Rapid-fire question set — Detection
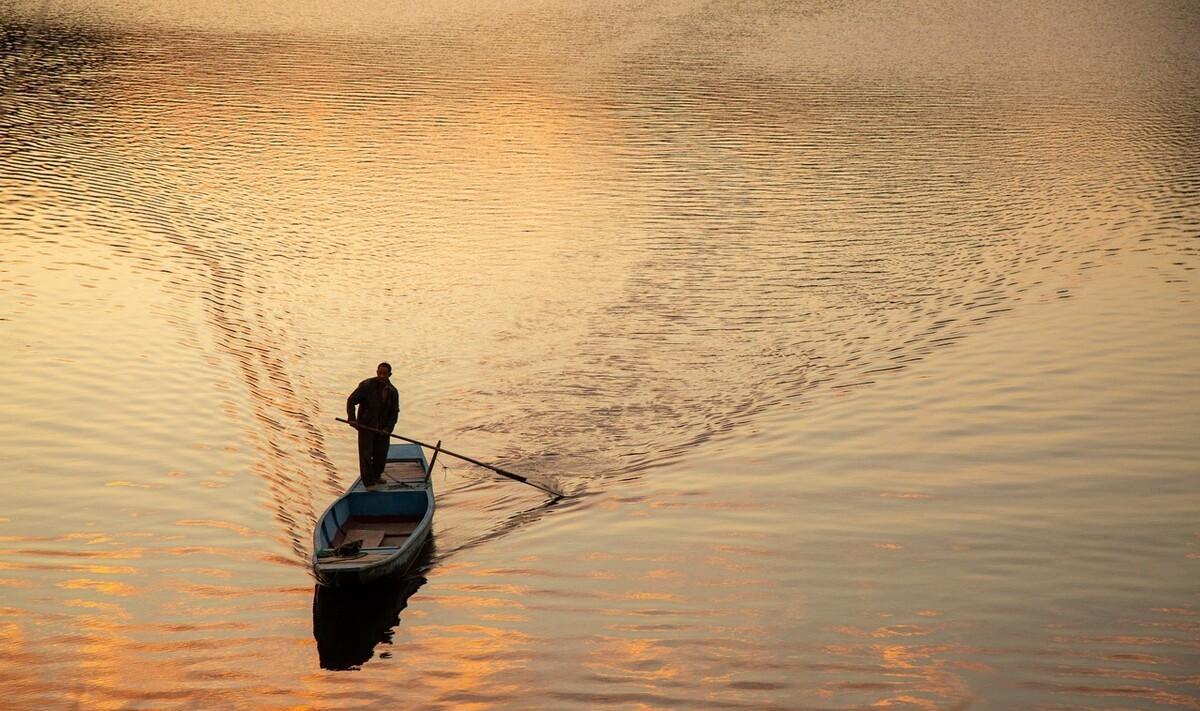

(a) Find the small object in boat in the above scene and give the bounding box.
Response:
[317,540,364,558]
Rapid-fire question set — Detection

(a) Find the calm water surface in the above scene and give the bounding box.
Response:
[1,1,1198,708]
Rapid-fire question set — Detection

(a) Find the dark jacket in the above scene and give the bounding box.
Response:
[346,378,399,431]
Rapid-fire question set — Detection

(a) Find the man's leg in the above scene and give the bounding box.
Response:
[370,433,390,484]
[357,429,375,484]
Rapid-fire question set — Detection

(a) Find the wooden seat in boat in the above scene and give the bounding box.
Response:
[332,516,421,548]
[382,460,427,485]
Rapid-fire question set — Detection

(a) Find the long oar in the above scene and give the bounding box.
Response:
[336,418,562,498]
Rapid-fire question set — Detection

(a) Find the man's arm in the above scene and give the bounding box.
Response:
[384,387,399,432]
[346,383,363,422]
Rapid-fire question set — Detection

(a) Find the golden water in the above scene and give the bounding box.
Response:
[1,1,1198,708]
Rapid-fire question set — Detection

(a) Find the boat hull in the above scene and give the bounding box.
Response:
[313,524,431,587]
[312,443,435,588]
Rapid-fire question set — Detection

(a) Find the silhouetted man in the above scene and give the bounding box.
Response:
[346,362,400,487]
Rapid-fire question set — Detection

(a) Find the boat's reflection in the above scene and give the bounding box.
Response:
[311,492,566,670]
[312,537,436,671]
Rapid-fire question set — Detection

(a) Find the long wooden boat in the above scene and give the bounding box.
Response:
[312,442,435,587]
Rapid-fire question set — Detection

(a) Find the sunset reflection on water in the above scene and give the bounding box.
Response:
[3,0,1199,707]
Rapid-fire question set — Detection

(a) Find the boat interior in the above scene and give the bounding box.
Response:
[317,489,429,551]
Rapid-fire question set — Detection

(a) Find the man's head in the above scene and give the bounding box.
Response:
[376,362,392,381]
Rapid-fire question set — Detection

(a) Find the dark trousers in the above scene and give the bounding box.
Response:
[357,429,390,485]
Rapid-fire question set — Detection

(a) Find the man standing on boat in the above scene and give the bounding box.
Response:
[346,362,400,488]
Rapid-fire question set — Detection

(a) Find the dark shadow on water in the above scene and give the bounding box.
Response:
[312,537,435,671]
